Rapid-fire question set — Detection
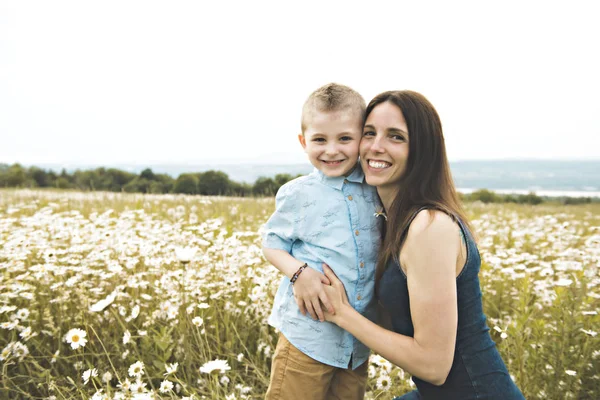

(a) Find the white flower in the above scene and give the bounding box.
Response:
[565,370,577,376]
[82,368,98,384]
[220,375,230,386]
[91,389,105,400]
[236,353,244,362]
[376,374,391,391]
[192,317,204,327]
[123,330,131,345]
[368,365,376,378]
[19,326,35,341]
[0,343,12,361]
[11,342,29,361]
[159,380,174,393]
[16,309,30,320]
[175,246,197,263]
[117,378,132,391]
[65,328,87,350]
[90,292,117,312]
[555,278,573,287]
[165,362,179,375]
[199,359,231,374]
[131,305,140,319]
[102,371,112,383]
[581,329,597,337]
[130,379,147,394]
[128,361,145,377]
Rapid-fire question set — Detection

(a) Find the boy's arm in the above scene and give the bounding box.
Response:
[261,183,333,322]
[262,247,333,322]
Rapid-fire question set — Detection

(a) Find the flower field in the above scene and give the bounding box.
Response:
[1,189,598,399]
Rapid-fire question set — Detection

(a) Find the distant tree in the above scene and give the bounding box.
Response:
[55,177,71,189]
[3,164,29,187]
[469,189,498,204]
[173,174,198,194]
[197,170,231,195]
[104,168,136,191]
[517,192,543,205]
[274,173,294,186]
[140,168,156,181]
[123,178,152,193]
[151,173,175,193]
[253,177,278,196]
[228,181,253,197]
[29,166,52,187]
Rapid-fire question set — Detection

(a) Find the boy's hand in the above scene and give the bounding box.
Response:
[292,267,334,322]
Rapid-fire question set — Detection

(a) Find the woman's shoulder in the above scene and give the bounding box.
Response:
[407,208,459,240]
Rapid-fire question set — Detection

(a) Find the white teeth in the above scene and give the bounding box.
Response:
[368,160,391,169]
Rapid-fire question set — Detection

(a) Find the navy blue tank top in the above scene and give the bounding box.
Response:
[378,208,525,400]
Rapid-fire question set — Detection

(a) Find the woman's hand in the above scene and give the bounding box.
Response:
[292,267,333,322]
[322,263,350,325]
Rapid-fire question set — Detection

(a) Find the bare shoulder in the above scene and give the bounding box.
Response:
[402,209,462,274]
[406,209,458,242]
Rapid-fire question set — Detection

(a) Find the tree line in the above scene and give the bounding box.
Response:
[0,163,299,197]
[0,163,597,204]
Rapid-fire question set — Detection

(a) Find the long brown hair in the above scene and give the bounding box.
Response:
[368,91,474,292]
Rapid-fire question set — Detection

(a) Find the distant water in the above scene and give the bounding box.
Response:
[36,160,600,197]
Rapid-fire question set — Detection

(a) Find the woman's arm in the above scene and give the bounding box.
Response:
[324,210,460,385]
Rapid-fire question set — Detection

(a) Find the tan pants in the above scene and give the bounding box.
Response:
[265,334,368,400]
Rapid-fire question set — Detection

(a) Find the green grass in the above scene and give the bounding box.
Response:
[0,189,598,399]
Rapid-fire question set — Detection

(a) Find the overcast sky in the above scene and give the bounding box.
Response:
[1,0,599,166]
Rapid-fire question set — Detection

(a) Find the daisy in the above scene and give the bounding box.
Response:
[128,361,145,378]
[64,328,87,350]
[117,378,132,391]
[102,371,112,383]
[565,370,577,376]
[82,368,98,384]
[175,246,197,263]
[164,362,178,375]
[199,359,231,374]
[1,343,14,361]
[123,330,131,345]
[192,317,204,327]
[130,379,147,393]
[159,380,174,393]
[376,374,391,391]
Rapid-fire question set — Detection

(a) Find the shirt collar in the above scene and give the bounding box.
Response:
[312,162,365,190]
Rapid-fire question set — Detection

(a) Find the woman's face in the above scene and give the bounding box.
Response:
[360,101,410,190]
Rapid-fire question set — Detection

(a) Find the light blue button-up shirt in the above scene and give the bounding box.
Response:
[263,164,382,369]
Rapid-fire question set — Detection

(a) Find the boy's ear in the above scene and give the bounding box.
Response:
[298,134,307,149]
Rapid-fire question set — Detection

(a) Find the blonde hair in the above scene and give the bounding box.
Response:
[301,83,366,133]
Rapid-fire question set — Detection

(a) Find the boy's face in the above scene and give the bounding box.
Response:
[298,110,362,177]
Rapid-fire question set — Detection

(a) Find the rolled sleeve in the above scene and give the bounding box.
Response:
[262,184,299,253]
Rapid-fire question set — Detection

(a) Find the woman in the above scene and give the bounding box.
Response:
[322,91,525,399]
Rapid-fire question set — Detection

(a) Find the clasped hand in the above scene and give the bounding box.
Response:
[292,263,349,324]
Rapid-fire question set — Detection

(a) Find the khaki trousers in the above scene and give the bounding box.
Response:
[265,334,368,400]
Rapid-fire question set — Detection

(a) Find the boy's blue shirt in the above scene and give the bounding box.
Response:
[262,163,382,370]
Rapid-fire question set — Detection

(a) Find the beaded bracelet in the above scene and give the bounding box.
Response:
[290,263,308,284]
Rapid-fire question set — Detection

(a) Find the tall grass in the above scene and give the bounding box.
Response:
[1,189,598,399]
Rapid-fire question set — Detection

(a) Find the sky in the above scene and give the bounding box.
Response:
[1,0,599,166]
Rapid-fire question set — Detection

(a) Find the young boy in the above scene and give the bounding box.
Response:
[262,83,381,400]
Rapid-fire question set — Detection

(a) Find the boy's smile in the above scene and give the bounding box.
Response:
[299,110,362,177]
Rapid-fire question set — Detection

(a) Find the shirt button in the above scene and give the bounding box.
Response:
[355,230,359,236]
[360,262,364,268]
[348,195,353,201]
[357,295,362,300]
